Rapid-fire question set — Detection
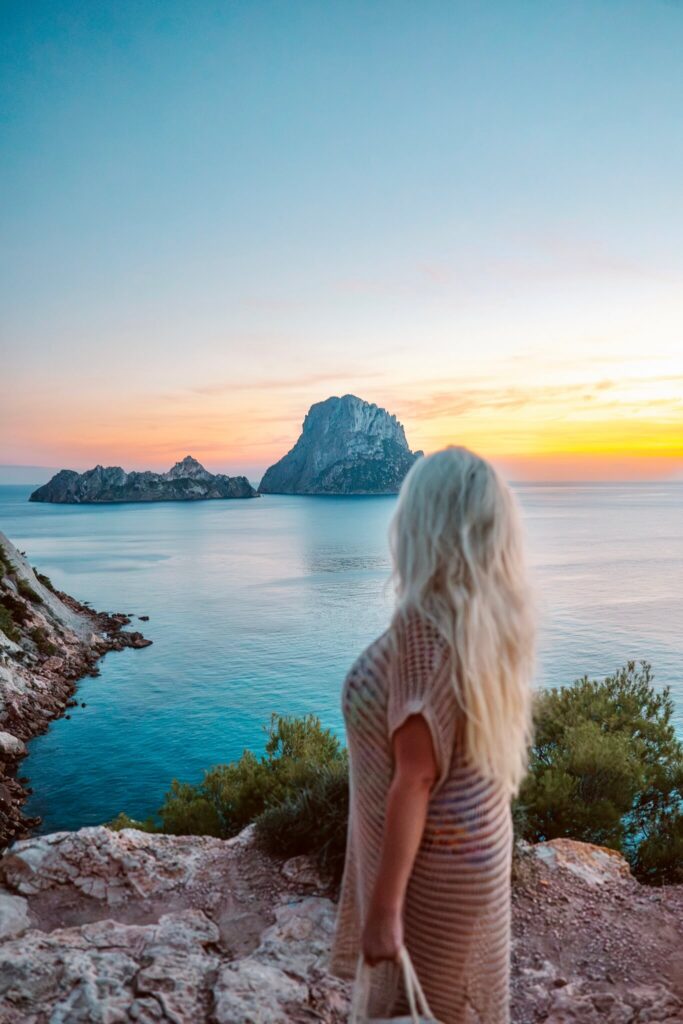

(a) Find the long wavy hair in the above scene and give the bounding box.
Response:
[389,446,535,796]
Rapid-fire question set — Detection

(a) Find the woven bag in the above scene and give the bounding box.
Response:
[349,946,443,1023]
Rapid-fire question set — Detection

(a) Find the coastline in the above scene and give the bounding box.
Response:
[0,530,150,848]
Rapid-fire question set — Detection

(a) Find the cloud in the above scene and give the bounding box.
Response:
[175,369,382,399]
[389,370,683,424]
[394,380,620,421]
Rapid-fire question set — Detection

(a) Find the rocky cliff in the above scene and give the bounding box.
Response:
[0,532,150,846]
[0,825,679,1022]
[30,456,258,504]
[259,395,422,495]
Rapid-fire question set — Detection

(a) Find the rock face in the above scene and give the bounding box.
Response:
[30,456,258,503]
[0,824,346,1023]
[0,532,150,847]
[259,395,422,495]
[0,827,679,1023]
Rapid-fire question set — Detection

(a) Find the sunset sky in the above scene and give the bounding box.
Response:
[2,1,682,483]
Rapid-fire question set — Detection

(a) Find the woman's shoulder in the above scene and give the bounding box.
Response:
[392,606,450,657]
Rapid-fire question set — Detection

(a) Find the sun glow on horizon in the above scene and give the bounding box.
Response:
[4,350,681,483]
[2,2,683,483]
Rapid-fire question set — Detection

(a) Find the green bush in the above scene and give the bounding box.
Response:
[0,605,19,643]
[106,812,159,833]
[633,809,683,884]
[35,571,57,593]
[255,757,349,884]
[516,661,683,884]
[159,780,224,836]
[17,579,42,604]
[30,626,56,657]
[157,713,344,841]
[0,590,30,626]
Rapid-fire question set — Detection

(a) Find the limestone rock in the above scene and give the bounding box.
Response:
[259,394,422,494]
[0,891,30,940]
[213,897,345,1022]
[30,456,258,503]
[0,824,349,1023]
[281,854,324,889]
[258,896,338,973]
[529,837,632,885]
[213,958,309,1023]
[0,826,228,904]
[0,733,26,758]
[0,909,219,1023]
[543,981,682,1023]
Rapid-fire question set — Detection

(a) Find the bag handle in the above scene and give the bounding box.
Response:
[350,946,436,1023]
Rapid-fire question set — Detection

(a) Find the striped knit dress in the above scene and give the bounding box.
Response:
[330,611,513,1024]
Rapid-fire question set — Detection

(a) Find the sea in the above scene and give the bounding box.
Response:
[0,482,681,834]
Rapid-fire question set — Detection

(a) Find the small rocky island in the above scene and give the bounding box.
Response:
[259,394,422,495]
[30,456,258,504]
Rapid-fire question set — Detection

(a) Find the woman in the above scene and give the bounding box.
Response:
[330,446,535,1023]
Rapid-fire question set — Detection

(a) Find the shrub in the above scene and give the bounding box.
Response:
[17,579,42,604]
[106,812,159,833]
[0,605,20,643]
[255,757,349,884]
[35,571,57,593]
[30,626,56,657]
[516,661,683,884]
[633,809,683,885]
[159,780,224,836]
[0,591,30,626]
[157,713,344,840]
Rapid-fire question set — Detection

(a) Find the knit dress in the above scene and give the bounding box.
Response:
[329,612,513,1024]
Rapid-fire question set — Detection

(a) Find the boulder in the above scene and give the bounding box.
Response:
[0,733,26,759]
[529,837,632,885]
[0,909,219,1023]
[281,854,324,889]
[0,826,228,904]
[0,891,30,940]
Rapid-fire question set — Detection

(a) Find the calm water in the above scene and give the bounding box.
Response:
[0,483,681,833]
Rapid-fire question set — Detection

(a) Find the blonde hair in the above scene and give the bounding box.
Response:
[389,446,535,796]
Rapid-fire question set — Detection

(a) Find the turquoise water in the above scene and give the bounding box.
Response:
[0,482,681,833]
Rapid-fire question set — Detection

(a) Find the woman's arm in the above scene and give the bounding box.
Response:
[361,713,438,965]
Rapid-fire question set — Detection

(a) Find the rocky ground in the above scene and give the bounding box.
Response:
[0,825,679,1023]
[0,531,150,847]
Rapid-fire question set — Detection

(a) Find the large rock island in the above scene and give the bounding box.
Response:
[30,456,258,504]
[259,395,422,495]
